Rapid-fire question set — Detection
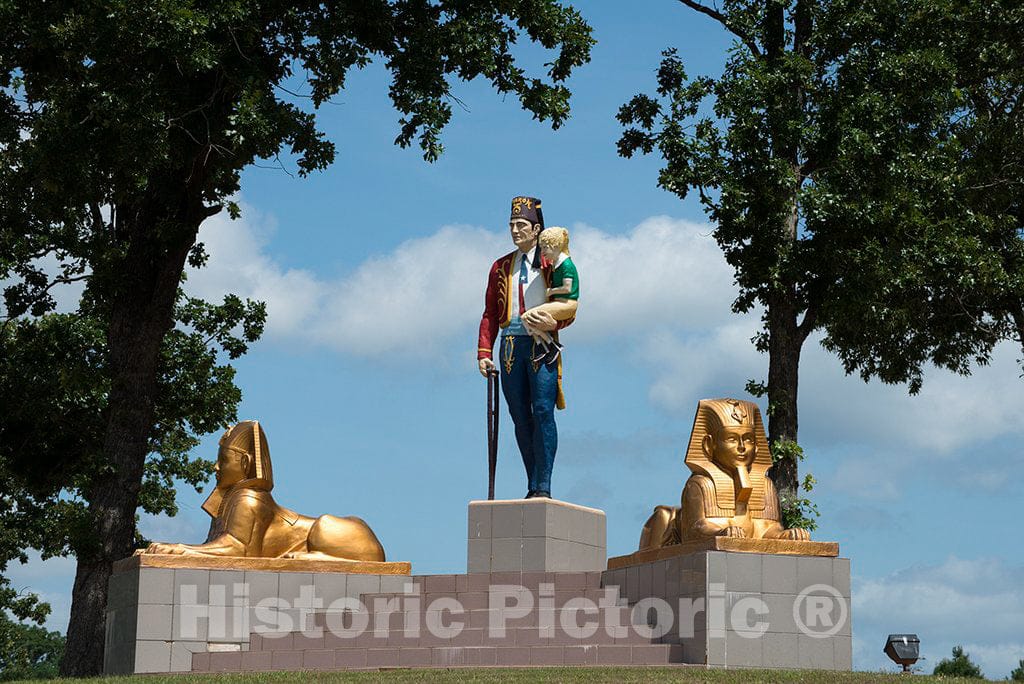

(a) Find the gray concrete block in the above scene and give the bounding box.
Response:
[522,537,547,572]
[346,573,381,599]
[726,628,764,668]
[173,602,209,641]
[468,539,491,573]
[797,633,835,670]
[468,503,492,539]
[492,538,524,572]
[763,593,799,634]
[763,554,798,594]
[312,572,347,606]
[174,568,209,605]
[726,592,769,637]
[706,551,726,584]
[136,604,173,640]
[108,571,139,610]
[245,571,280,605]
[727,553,762,593]
[208,570,246,606]
[134,640,171,674]
[796,556,833,592]
[138,568,174,605]
[279,572,315,605]
[833,558,851,597]
[762,632,798,669]
[625,565,639,603]
[206,604,249,642]
[380,575,407,594]
[834,635,853,670]
[492,504,524,538]
[522,500,552,538]
[705,630,726,666]
[169,641,206,673]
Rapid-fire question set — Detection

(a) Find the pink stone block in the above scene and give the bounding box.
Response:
[530,646,564,665]
[632,644,672,664]
[302,649,335,670]
[432,647,466,666]
[495,646,532,665]
[270,650,302,671]
[334,649,368,668]
[462,647,498,666]
[366,648,400,667]
[240,651,272,670]
[191,652,210,671]
[596,645,633,665]
[564,645,599,665]
[399,647,432,666]
[260,632,293,650]
[208,651,242,672]
[292,633,325,650]
[424,575,458,593]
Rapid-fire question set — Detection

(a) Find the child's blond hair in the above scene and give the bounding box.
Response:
[538,226,570,256]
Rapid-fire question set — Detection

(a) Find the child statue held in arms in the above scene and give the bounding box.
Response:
[525,226,579,364]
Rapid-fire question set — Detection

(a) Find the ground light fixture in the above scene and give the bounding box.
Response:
[884,634,921,673]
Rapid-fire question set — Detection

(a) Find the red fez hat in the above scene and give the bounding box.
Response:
[510,196,544,229]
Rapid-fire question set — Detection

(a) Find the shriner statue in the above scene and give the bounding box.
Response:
[639,398,810,550]
[144,421,386,561]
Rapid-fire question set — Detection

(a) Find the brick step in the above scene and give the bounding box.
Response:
[408,571,604,593]
[252,622,676,652]
[194,643,686,672]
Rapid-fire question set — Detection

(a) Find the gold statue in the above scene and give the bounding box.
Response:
[144,421,386,561]
[639,398,809,550]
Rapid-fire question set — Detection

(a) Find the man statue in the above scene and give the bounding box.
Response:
[639,398,810,549]
[477,196,574,499]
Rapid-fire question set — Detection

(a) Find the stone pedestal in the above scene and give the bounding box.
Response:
[103,561,411,674]
[602,550,852,670]
[467,498,606,573]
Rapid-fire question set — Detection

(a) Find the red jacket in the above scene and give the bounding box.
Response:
[477,250,575,360]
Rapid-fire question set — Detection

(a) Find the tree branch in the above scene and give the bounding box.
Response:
[676,0,763,59]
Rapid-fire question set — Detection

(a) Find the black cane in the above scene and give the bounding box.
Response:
[486,368,499,500]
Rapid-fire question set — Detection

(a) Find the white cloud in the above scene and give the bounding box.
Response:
[853,556,1024,676]
[188,210,732,358]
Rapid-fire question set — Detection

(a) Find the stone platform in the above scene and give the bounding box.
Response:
[605,550,852,670]
[467,498,606,573]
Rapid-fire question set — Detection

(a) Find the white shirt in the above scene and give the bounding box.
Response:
[504,246,547,336]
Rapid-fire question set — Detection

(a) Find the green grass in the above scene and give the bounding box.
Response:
[7,669,990,684]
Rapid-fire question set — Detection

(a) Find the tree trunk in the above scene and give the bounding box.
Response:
[766,287,802,504]
[61,215,196,676]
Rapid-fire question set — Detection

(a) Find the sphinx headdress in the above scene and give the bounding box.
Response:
[683,399,773,514]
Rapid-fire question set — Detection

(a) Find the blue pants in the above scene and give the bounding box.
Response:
[499,335,558,495]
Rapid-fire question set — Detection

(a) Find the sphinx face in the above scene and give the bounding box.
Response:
[711,425,757,472]
[214,446,249,489]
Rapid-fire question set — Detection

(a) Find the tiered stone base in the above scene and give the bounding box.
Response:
[190,571,688,672]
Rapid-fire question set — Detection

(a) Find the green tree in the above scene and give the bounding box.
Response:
[1009,658,1024,681]
[933,645,985,679]
[815,0,1024,390]
[0,613,64,681]
[1,1,592,674]
[617,0,983,505]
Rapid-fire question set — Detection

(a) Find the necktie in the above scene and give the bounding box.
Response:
[518,253,528,315]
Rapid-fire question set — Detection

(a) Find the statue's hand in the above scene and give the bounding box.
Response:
[779,527,810,541]
[720,525,747,538]
[145,542,187,555]
[521,309,558,331]
[478,358,495,377]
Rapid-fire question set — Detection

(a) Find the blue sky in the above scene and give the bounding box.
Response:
[9,1,1024,677]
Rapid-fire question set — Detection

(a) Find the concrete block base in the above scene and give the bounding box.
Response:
[601,550,852,670]
[103,565,411,674]
[467,498,606,573]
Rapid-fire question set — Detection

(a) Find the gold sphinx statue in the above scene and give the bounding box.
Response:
[639,398,810,550]
[145,421,386,562]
